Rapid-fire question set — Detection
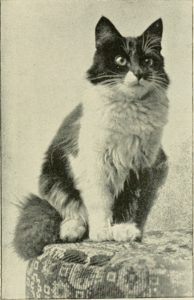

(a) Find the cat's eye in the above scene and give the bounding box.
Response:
[115,56,127,67]
[143,58,154,67]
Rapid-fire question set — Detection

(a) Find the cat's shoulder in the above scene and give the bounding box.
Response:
[63,103,83,126]
[56,103,83,136]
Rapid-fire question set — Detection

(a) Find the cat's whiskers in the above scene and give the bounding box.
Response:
[145,75,168,92]
[151,80,167,90]
[149,73,167,81]
[107,69,122,76]
[149,77,168,86]
[89,74,123,81]
[154,79,168,86]
[147,73,168,86]
[101,78,122,86]
[151,76,168,85]
[152,71,167,76]
[154,76,169,84]
[88,73,123,86]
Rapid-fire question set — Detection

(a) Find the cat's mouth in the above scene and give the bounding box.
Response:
[116,76,153,99]
[127,81,143,88]
[122,72,149,90]
[123,77,148,90]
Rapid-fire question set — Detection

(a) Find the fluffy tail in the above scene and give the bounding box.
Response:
[14,194,62,260]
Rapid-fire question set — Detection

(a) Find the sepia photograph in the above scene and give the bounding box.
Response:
[2,0,193,298]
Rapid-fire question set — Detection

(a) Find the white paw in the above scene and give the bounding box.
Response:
[112,223,141,242]
[60,219,86,242]
[89,226,113,241]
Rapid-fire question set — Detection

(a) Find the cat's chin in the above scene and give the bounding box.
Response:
[117,82,151,100]
[86,80,160,102]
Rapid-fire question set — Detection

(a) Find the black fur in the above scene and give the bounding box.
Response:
[113,149,168,235]
[14,195,62,260]
[39,104,83,207]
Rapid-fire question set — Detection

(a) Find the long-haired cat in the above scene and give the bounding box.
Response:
[14,17,169,259]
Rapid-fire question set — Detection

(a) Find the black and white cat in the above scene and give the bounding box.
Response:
[14,17,169,259]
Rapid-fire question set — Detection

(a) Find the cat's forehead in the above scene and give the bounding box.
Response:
[122,37,137,54]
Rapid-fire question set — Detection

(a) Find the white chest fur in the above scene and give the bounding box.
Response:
[71,84,168,196]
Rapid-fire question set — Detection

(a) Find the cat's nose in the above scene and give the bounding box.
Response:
[134,71,143,81]
[124,70,143,87]
[124,71,137,85]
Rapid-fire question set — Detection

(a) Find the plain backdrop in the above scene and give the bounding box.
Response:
[2,0,192,298]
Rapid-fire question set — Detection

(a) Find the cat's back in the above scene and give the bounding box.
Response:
[50,103,83,156]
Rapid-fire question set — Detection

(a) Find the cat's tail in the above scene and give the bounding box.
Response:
[13,194,62,260]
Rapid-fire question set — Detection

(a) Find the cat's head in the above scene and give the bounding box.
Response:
[87,17,169,98]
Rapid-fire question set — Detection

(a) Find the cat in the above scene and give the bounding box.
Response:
[14,16,169,259]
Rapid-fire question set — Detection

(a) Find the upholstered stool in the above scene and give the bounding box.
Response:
[26,230,192,298]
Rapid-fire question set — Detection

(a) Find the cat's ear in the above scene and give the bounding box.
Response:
[141,19,163,52]
[95,16,122,48]
[143,18,163,38]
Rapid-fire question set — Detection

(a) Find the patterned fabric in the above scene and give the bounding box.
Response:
[26,230,192,298]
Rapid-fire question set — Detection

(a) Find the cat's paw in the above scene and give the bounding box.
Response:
[60,219,86,242]
[89,226,113,241]
[112,223,141,242]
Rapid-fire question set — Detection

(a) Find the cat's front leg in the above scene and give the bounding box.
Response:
[72,152,114,241]
[112,222,141,242]
[112,148,168,242]
[81,177,114,241]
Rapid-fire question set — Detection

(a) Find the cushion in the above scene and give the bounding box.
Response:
[26,229,192,298]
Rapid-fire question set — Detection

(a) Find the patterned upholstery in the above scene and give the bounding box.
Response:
[26,230,192,298]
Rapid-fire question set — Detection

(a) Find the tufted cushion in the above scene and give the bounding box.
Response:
[26,230,192,298]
